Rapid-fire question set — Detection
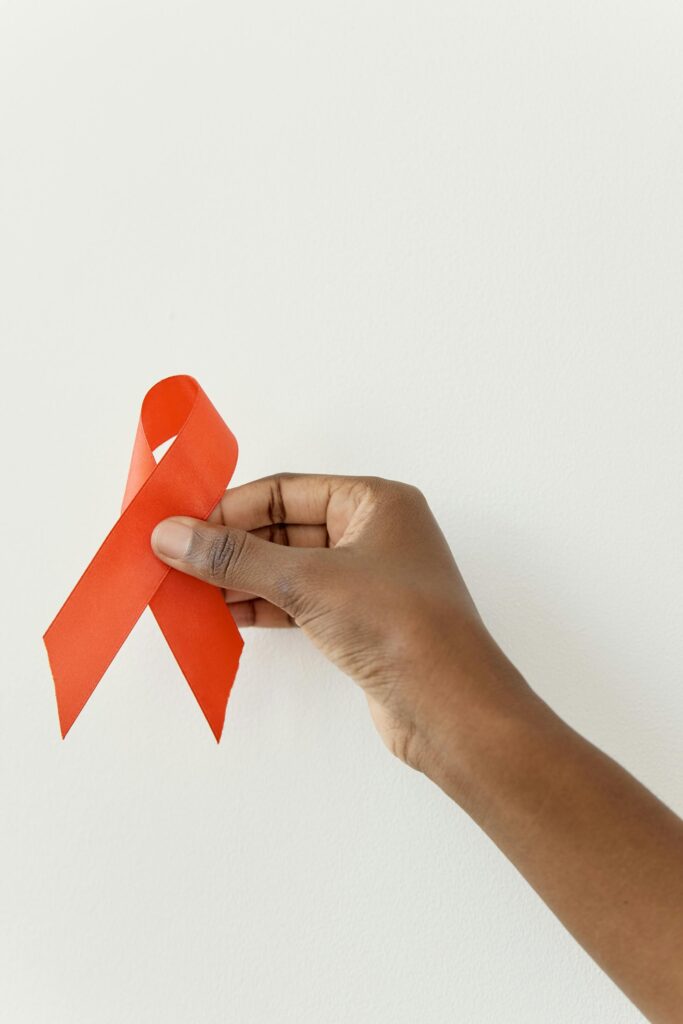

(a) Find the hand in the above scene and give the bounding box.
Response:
[152,471,683,1022]
[150,472,526,778]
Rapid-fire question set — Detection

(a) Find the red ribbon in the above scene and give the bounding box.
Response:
[43,375,244,740]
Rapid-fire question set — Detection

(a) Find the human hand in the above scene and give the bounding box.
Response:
[151,473,526,779]
[152,472,683,1022]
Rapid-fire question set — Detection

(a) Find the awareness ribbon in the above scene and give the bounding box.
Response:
[43,375,244,740]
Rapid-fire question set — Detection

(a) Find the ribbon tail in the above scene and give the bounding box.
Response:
[44,582,159,739]
[150,570,244,741]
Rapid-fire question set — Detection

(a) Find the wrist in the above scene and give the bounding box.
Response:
[414,630,559,814]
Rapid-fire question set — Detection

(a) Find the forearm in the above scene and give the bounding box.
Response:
[424,643,683,1023]
[152,474,683,1019]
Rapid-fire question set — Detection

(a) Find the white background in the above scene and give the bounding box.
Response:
[1,2,682,1022]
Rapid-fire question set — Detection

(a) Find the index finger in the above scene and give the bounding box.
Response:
[216,472,348,531]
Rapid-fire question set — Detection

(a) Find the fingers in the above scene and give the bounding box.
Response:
[151,474,391,625]
[151,516,317,616]
[229,599,297,628]
[250,523,330,547]
[216,473,343,531]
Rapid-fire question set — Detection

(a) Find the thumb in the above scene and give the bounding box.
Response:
[151,516,309,615]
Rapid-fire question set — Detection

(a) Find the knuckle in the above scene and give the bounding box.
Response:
[400,481,427,504]
[364,476,425,507]
[200,529,247,582]
[350,476,389,506]
[358,474,387,492]
[389,479,425,504]
[267,474,288,524]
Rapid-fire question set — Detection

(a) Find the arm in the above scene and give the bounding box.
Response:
[151,473,683,1022]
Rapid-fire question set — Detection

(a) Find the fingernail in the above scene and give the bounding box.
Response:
[152,519,193,560]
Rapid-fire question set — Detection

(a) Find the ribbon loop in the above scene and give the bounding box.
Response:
[44,375,243,740]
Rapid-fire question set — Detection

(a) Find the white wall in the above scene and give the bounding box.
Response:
[2,2,682,1021]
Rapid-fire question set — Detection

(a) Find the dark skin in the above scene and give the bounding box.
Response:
[151,473,683,1023]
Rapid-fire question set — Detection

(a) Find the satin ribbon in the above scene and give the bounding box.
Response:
[43,375,244,740]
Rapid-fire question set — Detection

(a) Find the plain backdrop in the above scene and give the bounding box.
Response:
[1,2,682,1022]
